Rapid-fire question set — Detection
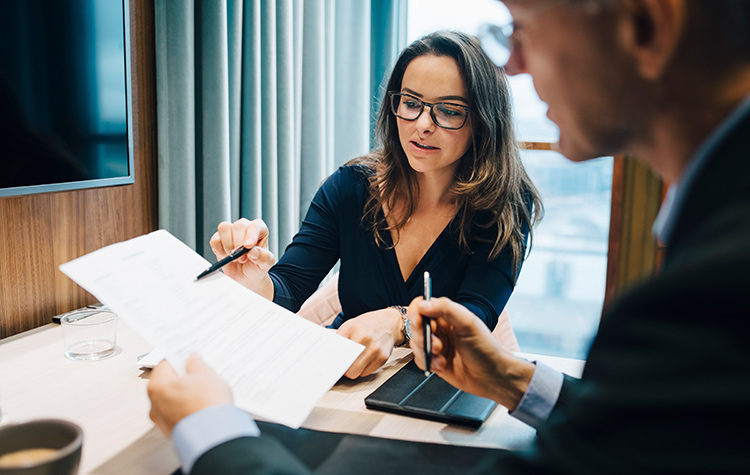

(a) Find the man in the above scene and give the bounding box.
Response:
[148,1,750,473]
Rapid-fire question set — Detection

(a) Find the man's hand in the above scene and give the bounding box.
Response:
[337,308,403,379]
[408,297,535,411]
[147,354,233,436]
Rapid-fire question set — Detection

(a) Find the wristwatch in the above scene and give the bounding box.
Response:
[391,305,411,346]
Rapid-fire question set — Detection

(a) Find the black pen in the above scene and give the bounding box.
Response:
[423,271,432,377]
[195,245,252,281]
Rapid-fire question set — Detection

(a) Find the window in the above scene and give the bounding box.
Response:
[407,0,613,359]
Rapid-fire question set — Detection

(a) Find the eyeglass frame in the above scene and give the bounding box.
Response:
[478,0,574,68]
[388,91,471,130]
[477,22,516,67]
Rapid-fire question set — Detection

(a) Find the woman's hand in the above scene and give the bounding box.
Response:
[209,218,276,299]
[407,297,535,410]
[337,308,404,379]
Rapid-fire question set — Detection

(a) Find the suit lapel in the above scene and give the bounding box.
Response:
[664,109,750,267]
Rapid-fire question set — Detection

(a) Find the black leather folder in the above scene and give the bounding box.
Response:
[364,360,497,429]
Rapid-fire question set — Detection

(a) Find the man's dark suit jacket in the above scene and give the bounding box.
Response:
[190,110,750,474]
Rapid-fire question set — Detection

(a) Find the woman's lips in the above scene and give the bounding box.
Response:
[411,140,440,150]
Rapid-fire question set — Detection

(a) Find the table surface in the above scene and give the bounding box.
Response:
[0,321,584,474]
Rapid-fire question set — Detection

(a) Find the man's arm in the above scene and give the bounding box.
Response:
[148,354,309,474]
[408,297,570,428]
[170,405,260,473]
[190,436,310,475]
[509,361,567,428]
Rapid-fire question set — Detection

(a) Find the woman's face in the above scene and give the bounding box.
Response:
[396,54,473,178]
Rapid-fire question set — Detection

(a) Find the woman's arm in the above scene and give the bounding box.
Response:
[268,167,351,312]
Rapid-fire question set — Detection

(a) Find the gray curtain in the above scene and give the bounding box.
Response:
[155,0,406,258]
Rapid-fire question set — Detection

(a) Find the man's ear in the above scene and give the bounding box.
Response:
[619,0,687,80]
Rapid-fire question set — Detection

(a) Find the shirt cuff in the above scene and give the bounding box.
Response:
[509,361,564,429]
[171,404,260,474]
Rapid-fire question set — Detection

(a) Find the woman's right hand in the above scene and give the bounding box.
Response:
[209,218,276,300]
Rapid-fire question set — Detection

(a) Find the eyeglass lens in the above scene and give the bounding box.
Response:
[390,94,468,129]
[478,23,513,67]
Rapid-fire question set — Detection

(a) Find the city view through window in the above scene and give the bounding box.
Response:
[407,0,613,359]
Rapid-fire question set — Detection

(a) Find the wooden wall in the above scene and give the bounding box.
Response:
[0,0,157,339]
[604,155,663,312]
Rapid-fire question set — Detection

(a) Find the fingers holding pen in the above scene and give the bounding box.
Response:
[416,296,490,339]
[407,297,440,370]
[211,220,243,259]
[229,218,266,260]
[246,246,276,273]
[212,218,270,262]
[409,297,476,375]
[209,227,228,259]
[209,219,276,297]
[408,296,451,339]
[233,218,270,254]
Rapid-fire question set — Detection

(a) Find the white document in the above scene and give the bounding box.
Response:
[60,229,364,429]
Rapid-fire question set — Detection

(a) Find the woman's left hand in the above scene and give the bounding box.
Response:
[337,308,404,378]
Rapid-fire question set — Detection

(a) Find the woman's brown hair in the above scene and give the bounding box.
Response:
[357,30,542,279]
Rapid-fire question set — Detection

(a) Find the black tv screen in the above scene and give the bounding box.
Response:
[0,0,133,198]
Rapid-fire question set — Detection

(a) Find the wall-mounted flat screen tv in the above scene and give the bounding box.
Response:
[0,0,133,198]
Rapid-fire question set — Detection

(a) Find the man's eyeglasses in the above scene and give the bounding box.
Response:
[389,92,470,130]
[478,23,515,67]
[478,0,573,68]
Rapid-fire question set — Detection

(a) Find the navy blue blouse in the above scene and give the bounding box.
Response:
[270,165,526,330]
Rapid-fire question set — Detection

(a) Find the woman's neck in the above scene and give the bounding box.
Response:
[413,167,457,211]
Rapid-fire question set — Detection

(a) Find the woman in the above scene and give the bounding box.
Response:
[211,30,542,378]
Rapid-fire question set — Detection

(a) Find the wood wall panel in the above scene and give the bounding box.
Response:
[603,155,663,312]
[0,0,157,339]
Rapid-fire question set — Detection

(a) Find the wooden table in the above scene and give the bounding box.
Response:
[0,321,584,474]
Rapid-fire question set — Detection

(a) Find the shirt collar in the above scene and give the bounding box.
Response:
[652,93,750,245]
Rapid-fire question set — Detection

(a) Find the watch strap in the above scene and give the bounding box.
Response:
[390,305,411,346]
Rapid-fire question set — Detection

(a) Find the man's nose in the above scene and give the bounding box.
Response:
[503,48,524,76]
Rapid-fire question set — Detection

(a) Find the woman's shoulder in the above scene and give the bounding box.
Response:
[325,160,374,188]
[341,155,376,177]
[470,188,534,226]
[316,160,374,204]
[467,209,501,240]
[340,161,374,178]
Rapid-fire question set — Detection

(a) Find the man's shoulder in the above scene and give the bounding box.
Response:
[665,197,750,276]
[602,198,750,337]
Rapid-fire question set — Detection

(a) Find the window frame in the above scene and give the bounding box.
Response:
[522,142,664,315]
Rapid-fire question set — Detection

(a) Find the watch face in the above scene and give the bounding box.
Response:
[403,316,412,339]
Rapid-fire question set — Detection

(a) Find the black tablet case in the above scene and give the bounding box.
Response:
[364,360,497,428]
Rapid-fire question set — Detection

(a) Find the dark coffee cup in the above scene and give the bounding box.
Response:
[0,419,83,475]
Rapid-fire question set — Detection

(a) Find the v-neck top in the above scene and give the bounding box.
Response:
[269,165,526,330]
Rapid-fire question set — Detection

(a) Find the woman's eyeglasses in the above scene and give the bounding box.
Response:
[389,92,470,130]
